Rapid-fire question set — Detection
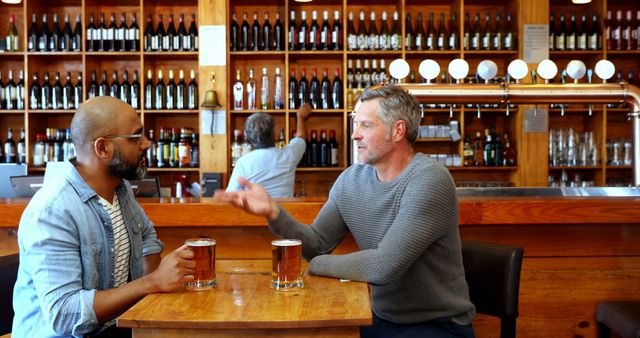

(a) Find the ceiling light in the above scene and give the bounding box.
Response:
[571,0,591,4]
[1,0,22,4]
[294,0,312,2]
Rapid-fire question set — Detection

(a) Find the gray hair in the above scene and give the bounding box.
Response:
[358,84,421,143]
[245,112,275,148]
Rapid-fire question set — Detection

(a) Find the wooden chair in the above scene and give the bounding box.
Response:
[0,253,18,336]
[462,240,524,338]
[597,301,640,338]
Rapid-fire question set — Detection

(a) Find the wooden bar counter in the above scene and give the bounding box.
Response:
[117,259,372,338]
[2,196,639,337]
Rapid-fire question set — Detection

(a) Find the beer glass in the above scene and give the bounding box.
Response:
[271,239,304,290]
[185,238,216,291]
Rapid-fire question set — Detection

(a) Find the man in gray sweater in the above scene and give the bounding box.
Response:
[216,84,475,338]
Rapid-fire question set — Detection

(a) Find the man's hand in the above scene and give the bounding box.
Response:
[214,176,280,220]
[148,244,195,293]
[297,102,312,121]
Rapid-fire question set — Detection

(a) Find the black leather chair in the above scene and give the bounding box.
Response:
[597,301,640,338]
[462,240,524,338]
[0,253,19,335]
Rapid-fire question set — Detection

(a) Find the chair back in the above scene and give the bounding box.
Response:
[0,253,18,335]
[10,175,44,198]
[129,177,161,197]
[462,240,524,338]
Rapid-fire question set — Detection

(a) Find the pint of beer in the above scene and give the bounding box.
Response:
[271,239,304,290]
[185,238,216,291]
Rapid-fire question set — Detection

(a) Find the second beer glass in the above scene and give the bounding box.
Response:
[185,238,216,291]
[271,239,304,290]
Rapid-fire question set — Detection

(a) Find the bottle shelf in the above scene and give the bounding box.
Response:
[143,109,199,114]
[86,52,141,56]
[0,52,25,56]
[416,137,456,143]
[346,50,402,56]
[549,165,602,170]
[143,52,199,58]
[147,167,200,172]
[549,50,603,55]
[606,165,632,170]
[296,166,346,172]
[28,110,75,114]
[461,50,518,55]
[230,109,286,114]
[288,51,344,56]
[0,110,26,114]
[405,50,460,55]
[26,52,82,57]
[451,166,518,171]
[606,50,640,55]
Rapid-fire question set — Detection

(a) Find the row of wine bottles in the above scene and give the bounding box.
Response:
[549,12,602,51]
[604,9,640,51]
[0,70,25,110]
[32,128,75,166]
[27,13,83,52]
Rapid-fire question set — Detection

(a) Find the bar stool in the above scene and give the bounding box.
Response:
[596,301,640,338]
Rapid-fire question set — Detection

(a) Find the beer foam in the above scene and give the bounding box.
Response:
[272,239,301,246]
[186,239,216,246]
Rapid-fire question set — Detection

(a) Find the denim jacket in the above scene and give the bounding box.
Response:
[12,160,164,337]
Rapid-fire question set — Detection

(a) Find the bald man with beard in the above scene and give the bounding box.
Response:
[12,96,196,338]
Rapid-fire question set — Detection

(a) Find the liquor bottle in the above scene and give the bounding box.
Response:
[190,132,199,167]
[156,14,166,52]
[188,13,198,51]
[106,13,116,52]
[155,69,166,109]
[166,14,176,51]
[577,13,587,50]
[357,11,368,51]
[320,68,331,109]
[49,14,61,51]
[289,68,298,109]
[72,13,82,52]
[62,71,73,110]
[309,10,319,51]
[331,10,342,51]
[230,12,239,51]
[483,129,495,166]
[176,69,186,110]
[115,12,127,52]
[233,69,243,110]
[231,129,242,166]
[177,14,187,51]
[120,70,131,105]
[32,133,45,166]
[16,70,25,110]
[129,13,140,51]
[299,11,309,50]
[241,12,250,51]
[320,10,330,50]
[251,12,261,51]
[463,133,474,166]
[623,10,632,50]
[155,127,166,168]
[63,128,75,160]
[503,133,517,166]
[30,72,41,109]
[5,70,16,110]
[416,13,425,50]
[605,10,614,50]
[380,11,390,50]
[262,12,272,51]
[246,68,256,110]
[309,68,320,109]
[146,129,156,168]
[347,12,357,51]
[145,14,155,51]
[481,12,492,50]
[494,133,503,167]
[362,59,371,88]
[288,11,297,51]
[41,72,52,109]
[109,70,120,99]
[329,130,339,166]
[17,128,25,164]
[391,11,401,50]
[241,130,252,156]
[319,130,329,167]
[493,13,503,50]
[405,13,414,51]
[6,14,18,51]
[88,70,98,99]
[97,13,106,51]
[556,13,566,50]
[144,70,154,109]
[371,59,380,85]
[28,14,38,52]
[188,69,198,110]
[437,12,448,50]
[473,131,483,166]
[73,72,82,109]
[368,11,379,51]
[298,68,309,107]
[567,13,577,51]
[309,130,319,166]
[636,11,640,50]
[354,59,362,89]
[549,13,556,51]
[178,128,191,168]
[332,68,343,109]
[471,13,480,50]
[4,128,16,163]
[39,14,49,52]
[166,69,176,109]
[259,67,270,109]
[276,128,285,149]
[504,13,514,50]
[0,71,4,110]
[274,12,284,51]
[273,67,284,109]
[426,12,436,50]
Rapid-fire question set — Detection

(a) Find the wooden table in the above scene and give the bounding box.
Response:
[117,259,372,338]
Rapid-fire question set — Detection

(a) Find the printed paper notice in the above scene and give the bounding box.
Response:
[201,109,226,135]
[199,25,226,66]
[523,25,549,64]
[524,107,548,133]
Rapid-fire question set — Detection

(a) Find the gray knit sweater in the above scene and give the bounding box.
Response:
[268,153,476,325]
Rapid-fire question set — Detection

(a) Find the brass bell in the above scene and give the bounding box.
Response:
[201,90,221,109]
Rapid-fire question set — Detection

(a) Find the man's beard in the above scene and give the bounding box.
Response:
[107,144,146,181]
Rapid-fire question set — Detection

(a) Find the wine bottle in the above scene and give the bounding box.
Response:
[241,12,250,51]
[392,12,402,50]
[481,12,492,50]
[129,13,139,51]
[72,13,82,52]
[426,12,436,50]
[331,68,343,109]
[289,68,298,109]
[320,130,328,167]
[251,12,261,51]
[503,12,514,50]
[288,11,297,51]
[166,69,176,109]
[588,14,600,50]
[347,12,356,51]
[274,12,284,51]
[188,69,198,110]
[471,13,480,50]
[298,68,309,107]
[177,14,187,51]
[606,10,613,50]
[156,14,166,52]
[368,11,378,51]
[49,13,60,51]
[97,13,106,51]
[623,10,632,50]
[566,13,577,51]
[131,70,140,109]
[58,14,72,52]
[73,72,82,109]
[371,59,379,85]
[309,68,320,109]
[320,10,330,50]
[188,13,198,51]
[259,67,270,109]
[155,69,166,109]
[405,13,414,51]
[28,14,38,52]
[246,68,256,110]
[41,72,52,109]
[556,13,566,50]
[17,128,25,164]
[144,69,154,109]
[109,70,120,99]
[309,130,319,166]
[176,69,186,110]
[30,72,41,109]
[331,11,342,51]
[362,59,371,88]
[106,13,116,52]
[437,12,448,50]
[4,128,16,163]
[145,14,155,51]
[5,71,16,109]
[299,11,309,50]
[379,11,390,50]
[230,12,239,51]
[17,70,25,110]
[88,70,98,99]
[309,10,319,51]
[416,13,425,51]
[233,69,243,110]
[549,13,556,51]
[273,67,284,109]
[577,13,587,50]
[166,14,176,51]
[120,70,131,105]
[52,72,63,109]
[62,71,73,110]
[493,13,503,50]
[38,14,49,52]
[262,12,272,51]
[115,13,127,52]
[320,68,331,109]
[357,11,368,51]
[329,130,339,166]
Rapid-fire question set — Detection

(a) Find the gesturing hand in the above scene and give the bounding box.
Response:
[214,176,280,219]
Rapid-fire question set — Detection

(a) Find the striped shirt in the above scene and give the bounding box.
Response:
[99,194,130,287]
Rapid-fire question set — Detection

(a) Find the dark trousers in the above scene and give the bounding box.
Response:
[91,325,132,338]
[360,313,475,338]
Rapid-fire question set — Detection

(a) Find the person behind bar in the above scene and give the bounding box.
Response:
[216,84,475,338]
[226,103,311,197]
[12,96,196,338]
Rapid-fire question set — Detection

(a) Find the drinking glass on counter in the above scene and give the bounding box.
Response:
[185,238,216,291]
[271,239,304,290]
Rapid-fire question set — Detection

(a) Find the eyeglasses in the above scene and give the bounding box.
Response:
[100,132,147,145]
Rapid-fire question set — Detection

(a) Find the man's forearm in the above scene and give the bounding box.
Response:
[93,273,160,324]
